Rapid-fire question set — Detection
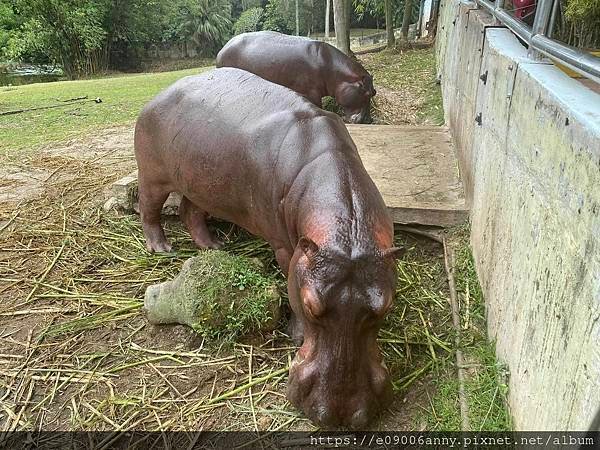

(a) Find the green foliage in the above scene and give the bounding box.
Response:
[0,0,231,76]
[560,0,600,48]
[4,0,111,78]
[353,0,418,29]
[172,0,232,55]
[353,0,385,22]
[322,96,344,116]
[233,7,264,35]
[565,0,600,21]
[415,231,511,431]
[263,0,291,32]
[263,0,325,35]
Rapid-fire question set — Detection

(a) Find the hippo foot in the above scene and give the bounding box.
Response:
[192,236,223,250]
[146,238,173,253]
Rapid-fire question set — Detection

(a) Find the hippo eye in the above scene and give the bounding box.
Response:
[368,288,392,317]
[301,287,325,319]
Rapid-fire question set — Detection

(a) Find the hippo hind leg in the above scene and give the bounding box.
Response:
[138,177,173,253]
[179,196,223,250]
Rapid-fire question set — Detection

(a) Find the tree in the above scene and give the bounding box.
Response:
[176,0,232,55]
[5,0,111,79]
[233,7,264,34]
[295,0,300,35]
[384,0,394,47]
[333,0,350,54]
[325,0,331,38]
[401,0,413,40]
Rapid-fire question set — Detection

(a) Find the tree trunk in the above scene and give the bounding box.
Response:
[416,0,424,38]
[333,0,350,54]
[401,0,414,40]
[325,0,331,39]
[426,0,440,38]
[385,0,395,48]
[296,0,300,35]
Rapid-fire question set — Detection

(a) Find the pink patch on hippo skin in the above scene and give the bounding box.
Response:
[373,219,394,249]
[298,215,337,247]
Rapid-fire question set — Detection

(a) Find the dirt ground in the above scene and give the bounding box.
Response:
[0,121,453,434]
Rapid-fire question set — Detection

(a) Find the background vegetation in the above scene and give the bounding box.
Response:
[0,0,418,79]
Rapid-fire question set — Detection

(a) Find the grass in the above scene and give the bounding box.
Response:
[416,227,511,431]
[0,66,212,158]
[359,46,444,125]
[0,46,443,158]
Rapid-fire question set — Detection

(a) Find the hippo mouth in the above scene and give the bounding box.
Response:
[345,109,373,124]
[286,346,392,429]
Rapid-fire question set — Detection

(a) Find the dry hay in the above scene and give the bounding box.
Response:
[0,150,453,434]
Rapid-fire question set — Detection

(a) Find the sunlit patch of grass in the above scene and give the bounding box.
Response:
[0,66,212,157]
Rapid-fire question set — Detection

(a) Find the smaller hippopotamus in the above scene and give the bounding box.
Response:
[216,31,376,124]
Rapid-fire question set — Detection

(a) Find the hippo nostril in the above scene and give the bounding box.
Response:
[350,408,370,430]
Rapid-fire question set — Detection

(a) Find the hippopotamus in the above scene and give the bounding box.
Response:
[216,31,376,124]
[134,68,403,428]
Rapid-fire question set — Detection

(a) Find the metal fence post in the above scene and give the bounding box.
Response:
[529,0,554,60]
[548,0,560,38]
[493,0,505,26]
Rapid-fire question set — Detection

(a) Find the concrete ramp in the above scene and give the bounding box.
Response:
[106,125,468,228]
[347,124,468,227]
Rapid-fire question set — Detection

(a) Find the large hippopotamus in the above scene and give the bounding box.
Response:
[216,31,376,124]
[134,68,402,428]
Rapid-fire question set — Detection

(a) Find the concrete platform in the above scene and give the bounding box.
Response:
[347,124,468,226]
[106,125,468,227]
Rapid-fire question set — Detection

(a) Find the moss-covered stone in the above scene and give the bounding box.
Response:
[144,251,281,341]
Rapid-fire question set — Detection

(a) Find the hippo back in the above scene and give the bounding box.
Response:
[135,67,358,237]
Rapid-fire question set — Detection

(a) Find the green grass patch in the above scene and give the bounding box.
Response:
[381,232,453,396]
[0,66,212,157]
[417,228,511,431]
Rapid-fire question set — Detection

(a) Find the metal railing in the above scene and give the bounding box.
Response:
[476,0,600,84]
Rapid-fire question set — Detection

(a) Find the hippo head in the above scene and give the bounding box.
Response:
[287,237,403,429]
[335,75,376,124]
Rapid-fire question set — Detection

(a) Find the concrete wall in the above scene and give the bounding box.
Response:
[436,0,600,430]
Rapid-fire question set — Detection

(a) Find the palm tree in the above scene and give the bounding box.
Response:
[179,0,232,55]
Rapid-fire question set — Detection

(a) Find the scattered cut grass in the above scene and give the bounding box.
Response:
[0,150,456,431]
[359,46,444,125]
[0,66,211,157]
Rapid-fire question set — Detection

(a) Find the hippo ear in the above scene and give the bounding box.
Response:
[298,236,319,259]
[383,246,406,260]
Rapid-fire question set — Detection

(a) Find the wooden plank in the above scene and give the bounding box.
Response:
[347,124,468,226]
[106,125,469,227]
